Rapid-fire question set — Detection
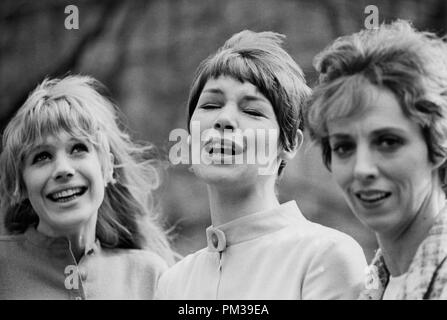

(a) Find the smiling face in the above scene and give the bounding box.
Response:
[327,84,439,235]
[190,75,286,188]
[22,131,106,236]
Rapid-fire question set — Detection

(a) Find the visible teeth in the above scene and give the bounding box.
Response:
[357,192,390,202]
[50,187,84,200]
[209,145,234,155]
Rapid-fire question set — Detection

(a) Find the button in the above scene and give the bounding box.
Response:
[206,227,226,252]
[211,233,219,248]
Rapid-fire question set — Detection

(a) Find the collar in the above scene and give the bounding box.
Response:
[360,202,447,299]
[24,226,101,257]
[402,201,447,299]
[205,201,305,252]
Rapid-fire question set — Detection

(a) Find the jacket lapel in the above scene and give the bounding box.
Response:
[400,205,447,299]
[360,204,447,300]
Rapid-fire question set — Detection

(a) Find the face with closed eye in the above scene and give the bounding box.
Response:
[21,131,107,237]
[327,84,438,235]
[189,75,285,188]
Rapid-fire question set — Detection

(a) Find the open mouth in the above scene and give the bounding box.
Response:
[47,187,88,203]
[204,138,244,157]
[355,190,391,203]
[208,145,236,156]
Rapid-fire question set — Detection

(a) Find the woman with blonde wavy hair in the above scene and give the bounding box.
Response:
[0,75,175,299]
[306,20,447,299]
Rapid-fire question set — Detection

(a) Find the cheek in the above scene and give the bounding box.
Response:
[22,169,45,197]
[331,160,352,188]
[388,158,432,189]
[190,110,210,128]
[92,161,107,186]
[382,144,432,187]
[89,166,106,204]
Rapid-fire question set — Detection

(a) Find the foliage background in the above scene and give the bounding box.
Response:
[1,0,446,261]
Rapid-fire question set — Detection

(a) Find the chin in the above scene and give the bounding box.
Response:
[49,210,96,230]
[355,210,399,235]
[193,164,257,187]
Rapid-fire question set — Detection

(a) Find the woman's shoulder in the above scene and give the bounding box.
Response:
[282,215,363,251]
[275,202,362,249]
[0,232,25,241]
[0,233,27,262]
[0,233,26,248]
[159,248,208,279]
[102,247,169,273]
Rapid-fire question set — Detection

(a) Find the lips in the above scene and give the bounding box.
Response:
[354,190,391,203]
[204,137,244,157]
[47,187,87,202]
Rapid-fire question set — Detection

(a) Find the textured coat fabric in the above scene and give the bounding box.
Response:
[0,226,168,300]
[156,201,368,300]
[360,203,447,300]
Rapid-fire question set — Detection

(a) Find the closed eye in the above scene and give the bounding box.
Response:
[199,104,221,110]
[244,109,265,117]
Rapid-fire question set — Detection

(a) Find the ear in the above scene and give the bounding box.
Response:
[278,129,303,161]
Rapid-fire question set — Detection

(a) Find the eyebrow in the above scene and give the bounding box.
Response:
[241,95,270,104]
[29,137,86,151]
[28,143,52,152]
[201,88,224,95]
[328,133,351,140]
[329,127,408,139]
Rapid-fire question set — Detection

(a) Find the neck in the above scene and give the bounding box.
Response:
[207,180,280,226]
[37,215,98,262]
[377,185,446,277]
[66,222,97,262]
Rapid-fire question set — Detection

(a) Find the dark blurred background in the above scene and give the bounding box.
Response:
[1,0,446,262]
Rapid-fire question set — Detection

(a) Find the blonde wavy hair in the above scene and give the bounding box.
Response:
[0,75,175,264]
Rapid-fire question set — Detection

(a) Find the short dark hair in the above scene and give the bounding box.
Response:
[187,30,311,174]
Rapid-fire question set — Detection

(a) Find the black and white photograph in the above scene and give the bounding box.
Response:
[1,0,447,308]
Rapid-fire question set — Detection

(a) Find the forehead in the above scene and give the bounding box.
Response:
[31,131,83,145]
[200,76,266,99]
[327,85,419,135]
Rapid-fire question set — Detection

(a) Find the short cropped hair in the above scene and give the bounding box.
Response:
[306,20,447,179]
[187,30,311,174]
[0,75,174,264]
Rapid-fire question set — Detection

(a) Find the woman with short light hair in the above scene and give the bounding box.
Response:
[306,20,447,299]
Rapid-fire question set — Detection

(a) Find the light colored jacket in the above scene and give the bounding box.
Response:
[0,226,168,300]
[156,201,367,300]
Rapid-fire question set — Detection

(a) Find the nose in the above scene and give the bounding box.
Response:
[353,145,378,182]
[213,104,238,132]
[52,155,75,181]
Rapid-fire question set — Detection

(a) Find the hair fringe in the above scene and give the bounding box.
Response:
[0,75,176,265]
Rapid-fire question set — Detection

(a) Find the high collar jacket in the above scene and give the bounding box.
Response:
[156,201,367,299]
